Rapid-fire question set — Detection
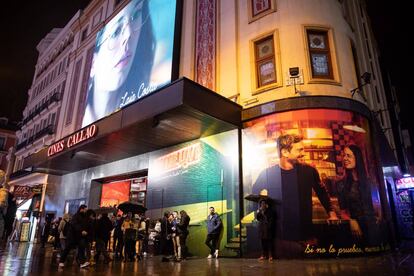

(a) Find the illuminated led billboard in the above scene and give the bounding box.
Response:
[82,0,179,127]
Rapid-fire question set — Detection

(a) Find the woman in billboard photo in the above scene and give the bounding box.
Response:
[337,144,380,246]
[82,0,155,127]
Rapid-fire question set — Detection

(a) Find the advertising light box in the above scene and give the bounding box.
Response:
[82,0,179,127]
[396,177,414,190]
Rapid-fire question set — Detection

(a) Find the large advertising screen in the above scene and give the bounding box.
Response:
[243,109,390,258]
[82,0,178,127]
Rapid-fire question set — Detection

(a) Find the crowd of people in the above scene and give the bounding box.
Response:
[47,205,222,269]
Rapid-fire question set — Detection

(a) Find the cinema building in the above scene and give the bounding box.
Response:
[10,0,401,257]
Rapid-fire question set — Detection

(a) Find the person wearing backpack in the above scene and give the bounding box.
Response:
[58,213,71,252]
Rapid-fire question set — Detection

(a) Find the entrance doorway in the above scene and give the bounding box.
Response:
[89,171,148,210]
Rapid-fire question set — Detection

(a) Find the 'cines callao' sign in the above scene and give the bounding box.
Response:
[47,124,98,157]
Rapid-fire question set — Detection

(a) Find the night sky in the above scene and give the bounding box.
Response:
[366,0,411,134]
[0,1,90,123]
[0,1,410,139]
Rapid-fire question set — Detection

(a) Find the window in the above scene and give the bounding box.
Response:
[375,86,381,104]
[66,58,83,125]
[0,136,5,150]
[306,30,333,79]
[51,113,56,126]
[248,0,277,23]
[92,8,103,27]
[81,28,88,42]
[254,35,276,88]
[350,40,362,88]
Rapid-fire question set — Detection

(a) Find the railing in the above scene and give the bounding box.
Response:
[15,124,55,151]
[21,92,61,126]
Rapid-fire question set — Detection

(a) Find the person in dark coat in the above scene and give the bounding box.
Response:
[177,210,190,259]
[85,209,96,262]
[4,192,17,241]
[59,205,91,268]
[205,207,222,259]
[113,214,124,259]
[94,213,113,263]
[256,199,277,261]
[336,145,379,245]
[160,211,171,260]
[41,217,52,248]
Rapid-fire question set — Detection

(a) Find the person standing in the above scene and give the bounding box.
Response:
[160,211,172,261]
[122,213,136,262]
[178,210,190,260]
[4,192,17,241]
[94,213,113,263]
[52,218,62,250]
[58,213,70,252]
[41,217,52,248]
[113,214,124,259]
[205,207,222,259]
[0,170,8,241]
[256,199,277,261]
[59,205,91,269]
[336,145,379,245]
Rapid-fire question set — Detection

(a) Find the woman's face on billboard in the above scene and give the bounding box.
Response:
[343,147,356,170]
[93,0,146,92]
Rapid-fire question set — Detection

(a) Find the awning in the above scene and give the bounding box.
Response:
[22,78,242,175]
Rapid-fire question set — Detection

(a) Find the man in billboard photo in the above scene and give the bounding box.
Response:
[336,144,381,246]
[82,0,155,127]
[252,134,338,254]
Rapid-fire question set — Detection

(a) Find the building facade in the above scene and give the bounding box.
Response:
[0,118,17,181]
[11,0,400,257]
[10,16,78,241]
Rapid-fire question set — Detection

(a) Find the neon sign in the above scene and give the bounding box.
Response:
[47,124,98,157]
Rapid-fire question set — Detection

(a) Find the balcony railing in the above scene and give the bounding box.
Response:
[21,92,61,126]
[15,124,55,151]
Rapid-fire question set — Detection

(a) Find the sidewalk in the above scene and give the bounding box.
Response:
[1,241,414,275]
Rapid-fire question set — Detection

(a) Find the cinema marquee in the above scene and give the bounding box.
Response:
[47,124,98,157]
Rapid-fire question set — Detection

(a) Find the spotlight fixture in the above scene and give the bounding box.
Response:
[289,67,300,77]
[361,72,371,84]
[351,72,371,101]
[289,67,300,94]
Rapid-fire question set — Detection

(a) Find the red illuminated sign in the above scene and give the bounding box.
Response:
[396,177,414,190]
[47,124,98,157]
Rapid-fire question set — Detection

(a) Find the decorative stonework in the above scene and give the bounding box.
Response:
[195,0,216,90]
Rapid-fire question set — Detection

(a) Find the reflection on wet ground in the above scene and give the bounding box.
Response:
[1,242,414,275]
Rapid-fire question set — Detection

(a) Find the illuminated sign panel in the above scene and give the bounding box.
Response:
[243,109,390,257]
[47,124,98,157]
[153,142,201,174]
[81,0,178,127]
[396,177,414,190]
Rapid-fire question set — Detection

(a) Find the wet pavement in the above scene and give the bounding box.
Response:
[1,242,414,275]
